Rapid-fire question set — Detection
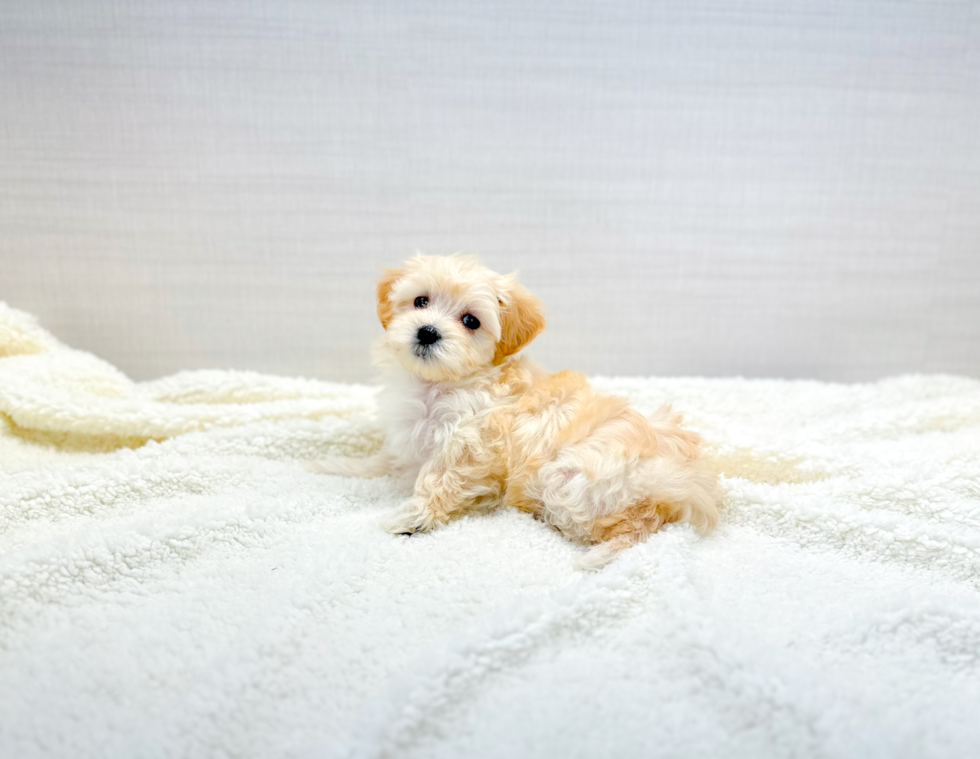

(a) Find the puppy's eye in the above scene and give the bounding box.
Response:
[461,314,480,330]
[414,296,428,309]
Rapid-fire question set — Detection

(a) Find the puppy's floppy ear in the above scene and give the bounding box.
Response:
[493,276,545,365]
[376,267,404,329]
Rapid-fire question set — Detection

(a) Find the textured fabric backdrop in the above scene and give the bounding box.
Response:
[1,0,978,382]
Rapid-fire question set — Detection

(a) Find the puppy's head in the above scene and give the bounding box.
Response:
[375,255,545,382]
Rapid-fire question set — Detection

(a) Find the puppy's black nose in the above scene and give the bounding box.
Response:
[417,325,441,346]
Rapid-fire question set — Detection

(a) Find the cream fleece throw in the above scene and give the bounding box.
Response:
[1,300,979,759]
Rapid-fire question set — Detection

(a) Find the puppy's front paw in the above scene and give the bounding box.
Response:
[381,498,439,535]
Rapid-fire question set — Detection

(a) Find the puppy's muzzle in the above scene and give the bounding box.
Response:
[416,325,441,346]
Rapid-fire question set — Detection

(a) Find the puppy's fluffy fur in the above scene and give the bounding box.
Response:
[313,255,721,570]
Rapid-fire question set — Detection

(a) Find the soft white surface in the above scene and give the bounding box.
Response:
[2,0,979,382]
[2,301,979,759]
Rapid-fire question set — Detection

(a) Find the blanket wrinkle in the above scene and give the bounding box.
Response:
[1,301,979,759]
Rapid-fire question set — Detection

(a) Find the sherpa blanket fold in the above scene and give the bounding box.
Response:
[1,301,978,759]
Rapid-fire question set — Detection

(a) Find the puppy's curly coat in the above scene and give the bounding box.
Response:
[313,255,721,569]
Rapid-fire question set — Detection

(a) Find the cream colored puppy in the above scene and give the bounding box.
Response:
[314,255,721,570]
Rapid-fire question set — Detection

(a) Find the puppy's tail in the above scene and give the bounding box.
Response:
[307,452,393,478]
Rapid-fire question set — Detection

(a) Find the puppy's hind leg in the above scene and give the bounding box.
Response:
[573,455,722,571]
[573,534,637,572]
[574,496,670,571]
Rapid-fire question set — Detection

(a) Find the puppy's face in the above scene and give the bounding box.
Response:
[376,255,545,382]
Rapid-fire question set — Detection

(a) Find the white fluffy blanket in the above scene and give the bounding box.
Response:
[2,301,979,759]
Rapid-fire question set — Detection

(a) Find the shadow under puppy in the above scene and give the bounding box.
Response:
[312,255,721,570]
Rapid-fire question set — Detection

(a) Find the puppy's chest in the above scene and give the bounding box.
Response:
[384,381,497,464]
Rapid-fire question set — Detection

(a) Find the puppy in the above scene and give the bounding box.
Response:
[313,255,721,569]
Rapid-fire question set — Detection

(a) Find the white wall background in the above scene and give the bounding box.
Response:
[2,0,978,383]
